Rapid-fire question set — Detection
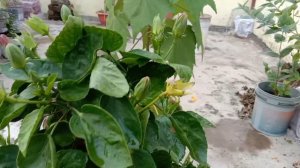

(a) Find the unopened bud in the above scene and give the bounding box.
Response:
[172,13,188,38]
[133,76,150,102]
[152,15,165,41]
[61,5,72,23]
[5,43,26,69]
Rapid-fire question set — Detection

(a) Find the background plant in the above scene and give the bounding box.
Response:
[0,4,215,168]
[241,0,300,96]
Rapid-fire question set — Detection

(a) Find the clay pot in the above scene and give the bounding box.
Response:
[97,11,108,26]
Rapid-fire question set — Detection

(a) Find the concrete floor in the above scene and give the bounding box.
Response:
[180,31,300,168]
[1,21,300,168]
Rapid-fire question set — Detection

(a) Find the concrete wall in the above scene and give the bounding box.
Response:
[40,0,105,17]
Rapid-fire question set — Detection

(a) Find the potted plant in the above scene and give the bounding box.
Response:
[241,0,300,136]
[96,9,108,26]
[0,4,215,167]
[0,10,9,34]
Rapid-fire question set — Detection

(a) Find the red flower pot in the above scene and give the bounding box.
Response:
[97,11,108,26]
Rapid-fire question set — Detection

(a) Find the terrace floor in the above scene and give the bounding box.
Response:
[1,21,300,168]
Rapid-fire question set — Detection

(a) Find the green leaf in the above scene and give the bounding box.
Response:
[0,82,5,107]
[58,80,89,101]
[62,26,103,81]
[170,112,208,164]
[161,26,196,69]
[46,16,84,63]
[69,114,85,139]
[17,134,56,168]
[26,16,49,36]
[52,122,75,147]
[0,134,6,146]
[170,64,193,82]
[26,59,62,79]
[85,26,123,52]
[45,74,57,96]
[0,145,19,168]
[100,96,142,149]
[106,11,130,50]
[0,103,27,129]
[265,27,280,34]
[278,10,294,27]
[132,149,156,168]
[17,31,37,50]
[280,46,293,57]
[121,49,164,63]
[19,84,39,99]
[69,105,133,168]
[123,0,173,37]
[61,5,72,23]
[18,107,44,156]
[274,34,286,42]
[188,111,215,128]
[265,50,280,57]
[145,116,185,164]
[0,63,29,81]
[57,150,88,168]
[90,57,129,98]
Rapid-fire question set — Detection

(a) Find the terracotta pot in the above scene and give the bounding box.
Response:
[97,11,108,26]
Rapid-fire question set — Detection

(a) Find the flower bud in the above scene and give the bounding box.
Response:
[133,76,150,102]
[172,13,188,38]
[26,16,49,36]
[0,81,6,107]
[152,15,165,41]
[5,43,26,69]
[61,5,72,23]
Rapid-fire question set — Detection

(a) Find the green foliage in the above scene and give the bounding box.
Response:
[241,0,300,97]
[0,3,214,167]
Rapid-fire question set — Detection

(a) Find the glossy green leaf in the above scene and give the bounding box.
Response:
[46,16,84,63]
[170,112,208,164]
[132,149,156,168]
[188,111,215,128]
[70,105,133,168]
[19,84,39,99]
[26,16,49,36]
[17,134,56,168]
[26,59,62,79]
[85,26,123,52]
[0,145,19,168]
[62,26,103,81]
[170,64,193,82]
[18,107,44,156]
[90,57,129,98]
[161,26,196,69]
[69,114,85,139]
[52,122,75,147]
[58,80,89,101]
[57,150,88,168]
[0,63,29,81]
[100,96,142,149]
[0,103,27,129]
[145,116,185,163]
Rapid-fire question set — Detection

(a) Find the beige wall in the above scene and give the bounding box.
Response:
[40,0,249,26]
[40,0,105,17]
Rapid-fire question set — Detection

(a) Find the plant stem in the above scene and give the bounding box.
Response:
[138,92,166,113]
[130,36,143,50]
[7,124,10,145]
[50,111,68,135]
[6,96,50,105]
[164,39,176,61]
[107,53,127,73]
[275,38,283,91]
